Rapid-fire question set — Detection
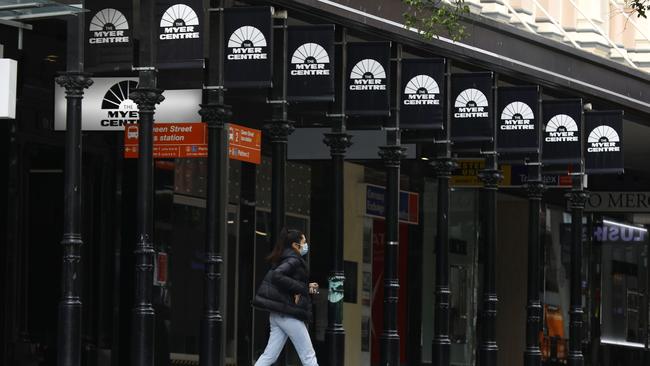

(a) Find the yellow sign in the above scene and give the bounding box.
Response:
[450,159,512,187]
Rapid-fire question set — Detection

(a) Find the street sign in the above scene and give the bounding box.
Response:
[124,122,208,158]
[228,123,261,164]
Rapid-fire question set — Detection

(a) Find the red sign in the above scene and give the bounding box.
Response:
[124,122,208,158]
[154,252,168,286]
[124,122,262,164]
[228,123,261,164]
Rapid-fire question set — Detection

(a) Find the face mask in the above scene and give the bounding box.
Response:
[299,243,309,256]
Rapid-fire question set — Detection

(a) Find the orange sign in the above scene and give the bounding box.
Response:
[228,123,261,164]
[124,122,208,159]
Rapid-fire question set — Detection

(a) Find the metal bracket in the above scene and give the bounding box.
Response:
[325,113,347,118]
[132,66,156,71]
[381,127,399,131]
[524,161,542,166]
[207,7,224,12]
[434,140,451,144]
[272,9,287,19]
[480,150,498,156]
[203,85,225,90]
[267,99,288,105]
[568,171,585,176]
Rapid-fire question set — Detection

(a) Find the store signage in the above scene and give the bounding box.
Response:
[156,0,203,69]
[123,122,208,158]
[154,252,169,286]
[228,123,261,164]
[287,25,335,102]
[0,59,17,119]
[585,192,650,212]
[85,1,133,71]
[450,159,511,187]
[561,221,648,245]
[497,86,539,154]
[400,58,445,130]
[54,77,201,131]
[542,99,583,165]
[365,184,419,224]
[509,165,572,187]
[345,42,391,117]
[450,72,493,143]
[223,6,273,88]
[584,110,624,174]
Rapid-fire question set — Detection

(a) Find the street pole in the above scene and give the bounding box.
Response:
[323,27,350,366]
[131,0,164,364]
[567,174,587,366]
[432,65,454,366]
[379,44,405,366]
[478,151,501,366]
[55,10,92,366]
[264,11,292,251]
[198,1,230,365]
[524,160,544,366]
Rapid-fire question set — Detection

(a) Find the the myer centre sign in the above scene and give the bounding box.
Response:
[54,77,201,131]
[586,191,650,212]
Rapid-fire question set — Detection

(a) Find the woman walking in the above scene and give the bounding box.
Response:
[252,228,320,366]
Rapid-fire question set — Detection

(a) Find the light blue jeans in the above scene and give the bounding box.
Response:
[254,312,319,366]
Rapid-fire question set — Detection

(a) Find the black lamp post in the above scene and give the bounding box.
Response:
[55,11,92,366]
[323,27,351,364]
[524,161,544,366]
[379,44,405,366]
[198,0,230,365]
[431,66,455,366]
[130,0,164,364]
[567,175,587,366]
[478,151,501,366]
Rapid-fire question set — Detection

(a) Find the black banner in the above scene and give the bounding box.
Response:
[224,7,273,88]
[542,99,583,165]
[85,1,133,72]
[400,58,445,130]
[156,0,204,69]
[585,110,624,174]
[345,42,391,117]
[287,25,335,102]
[497,86,540,154]
[450,72,493,143]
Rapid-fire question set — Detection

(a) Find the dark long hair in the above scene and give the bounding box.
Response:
[267,228,304,264]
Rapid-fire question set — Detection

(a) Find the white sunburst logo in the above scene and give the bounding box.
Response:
[100,80,140,127]
[290,43,330,76]
[348,59,387,91]
[545,114,579,143]
[159,4,200,40]
[227,26,268,60]
[500,101,534,131]
[453,88,489,119]
[88,8,130,44]
[403,75,440,106]
[587,125,620,152]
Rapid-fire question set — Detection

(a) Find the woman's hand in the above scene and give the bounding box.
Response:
[309,282,319,295]
[294,294,301,304]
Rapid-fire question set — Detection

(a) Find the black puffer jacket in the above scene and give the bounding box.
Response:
[252,248,312,321]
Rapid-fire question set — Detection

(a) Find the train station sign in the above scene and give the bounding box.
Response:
[124,122,208,158]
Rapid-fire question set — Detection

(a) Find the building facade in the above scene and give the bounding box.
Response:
[1,1,650,366]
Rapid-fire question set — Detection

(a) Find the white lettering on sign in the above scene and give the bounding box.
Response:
[586,192,650,212]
